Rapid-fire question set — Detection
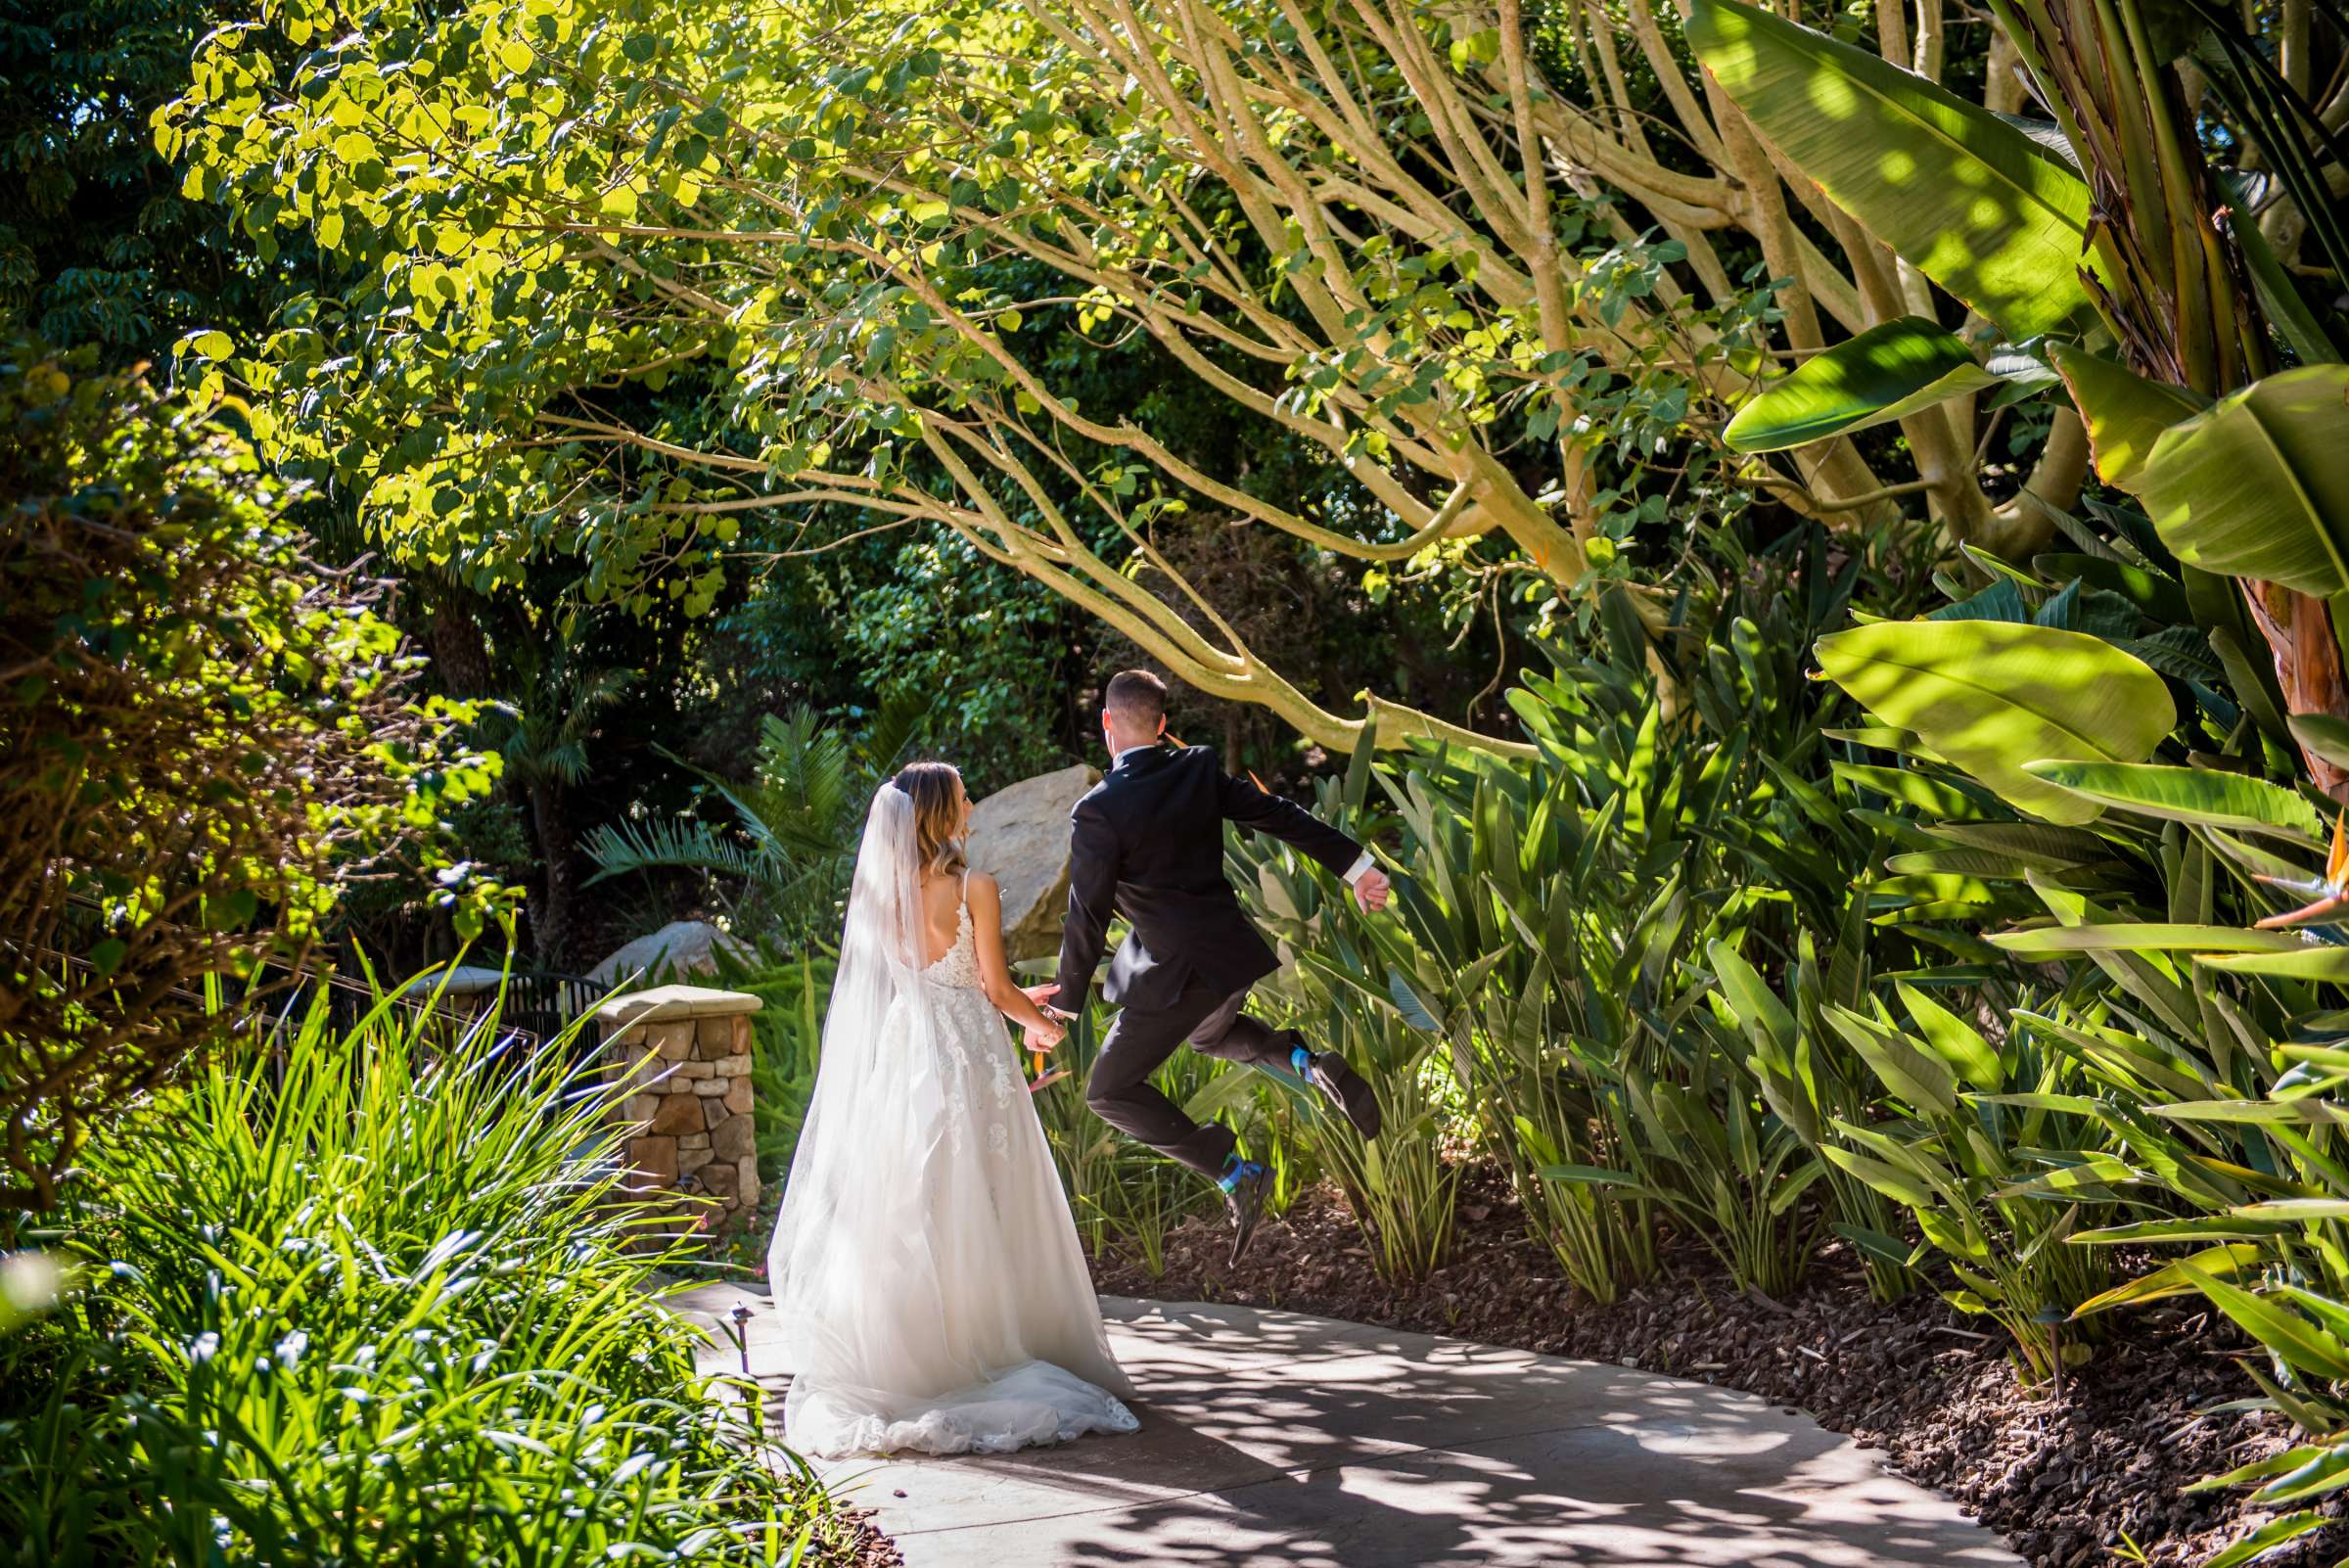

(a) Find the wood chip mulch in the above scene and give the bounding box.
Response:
[836,1505,901,1568]
[1091,1169,2346,1568]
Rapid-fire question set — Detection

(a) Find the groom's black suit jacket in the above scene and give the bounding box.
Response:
[1053,744,1363,1015]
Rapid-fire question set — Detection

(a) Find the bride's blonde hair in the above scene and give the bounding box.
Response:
[892,761,967,877]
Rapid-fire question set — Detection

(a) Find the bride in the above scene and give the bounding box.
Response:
[765,761,1140,1457]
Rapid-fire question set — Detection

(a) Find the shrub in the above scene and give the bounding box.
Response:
[0,344,498,1211]
[0,988,855,1566]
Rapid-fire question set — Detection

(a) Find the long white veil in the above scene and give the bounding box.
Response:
[765,783,930,1374]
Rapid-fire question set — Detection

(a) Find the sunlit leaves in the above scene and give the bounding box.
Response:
[1816,620,2175,825]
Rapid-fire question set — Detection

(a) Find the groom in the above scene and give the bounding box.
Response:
[1026,669,1392,1264]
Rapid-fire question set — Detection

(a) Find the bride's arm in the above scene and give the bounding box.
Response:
[967,873,1063,1039]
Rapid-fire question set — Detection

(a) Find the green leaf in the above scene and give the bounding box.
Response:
[1816,621,2174,826]
[2021,761,2324,841]
[1822,1144,1936,1208]
[2155,1097,2349,1125]
[2072,1216,2293,1243]
[2179,1261,2349,1382]
[2071,1244,2265,1318]
[2228,1199,2349,1221]
[1539,1163,1635,1187]
[1724,316,2000,452]
[2201,945,2349,982]
[2138,365,2349,597]
[2202,1509,2330,1568]
[2046,343,2208,490]
[1988,923,2308,956]
[1386,970,1443,1032]
[2032,553,2189,624]
[1825,1005,1958,1116]
[1895,981,2002,1091]
[2226,175,2347,365]
[2290,713,2349,772]
[1683,0,2100,340]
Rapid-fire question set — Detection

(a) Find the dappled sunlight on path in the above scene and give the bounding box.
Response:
[668,1288,2020,1568]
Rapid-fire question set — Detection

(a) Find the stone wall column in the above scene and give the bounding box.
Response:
[595,985,762,1224]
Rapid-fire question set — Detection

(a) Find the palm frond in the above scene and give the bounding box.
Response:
[855,688,934,776]
[581,816,769,885]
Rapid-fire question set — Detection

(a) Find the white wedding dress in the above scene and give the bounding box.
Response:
[765,787,1138,1458]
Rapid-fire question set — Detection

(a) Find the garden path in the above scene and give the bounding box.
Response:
[669,1284,2020,1568]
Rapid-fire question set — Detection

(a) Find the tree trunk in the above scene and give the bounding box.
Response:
[528,781,577,969]
[420,576,495,697]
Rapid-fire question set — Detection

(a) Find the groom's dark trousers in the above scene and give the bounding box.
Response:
[1052,744,1363,1179]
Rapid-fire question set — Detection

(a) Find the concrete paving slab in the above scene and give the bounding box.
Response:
[664,1285,2019,1568]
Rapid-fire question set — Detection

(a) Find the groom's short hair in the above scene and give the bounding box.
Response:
[1103,669,1168,724]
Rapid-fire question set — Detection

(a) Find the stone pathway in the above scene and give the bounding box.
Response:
[669,1284,2020,1568]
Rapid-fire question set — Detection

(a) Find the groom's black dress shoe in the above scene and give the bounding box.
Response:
[1304,1051,1383,1141]
[1224,1163,1270,1268]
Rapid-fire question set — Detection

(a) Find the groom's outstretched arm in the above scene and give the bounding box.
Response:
[1049,801,1121,1014]
[1216,756,1363,878]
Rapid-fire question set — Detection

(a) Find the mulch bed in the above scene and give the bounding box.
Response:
[836,1506,902,1568]
[1092,1169,2343,1568]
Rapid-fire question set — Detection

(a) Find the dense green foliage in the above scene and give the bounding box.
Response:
[0,345,498,1210]
[0,0,275,359]
[0,992,852,1564]
[11,0,2349,1558]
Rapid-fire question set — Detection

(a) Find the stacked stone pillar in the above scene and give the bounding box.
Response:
[595,985,762,1222]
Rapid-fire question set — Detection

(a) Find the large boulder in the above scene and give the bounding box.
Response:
[587,920,754,987]
[399,964,509,998]
[967,762,1100,961]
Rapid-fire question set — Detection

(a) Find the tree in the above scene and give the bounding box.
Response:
[0,0,280,360]
[473,644,632,965]
[0,343,499,1211]
[163,0,2081,754]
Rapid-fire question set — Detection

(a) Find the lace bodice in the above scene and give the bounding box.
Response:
[922,897,984,991]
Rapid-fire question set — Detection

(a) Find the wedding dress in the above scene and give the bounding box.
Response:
[765,785,1139,1458]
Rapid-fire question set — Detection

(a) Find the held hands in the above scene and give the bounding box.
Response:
[1353,865,1393,914]
[1019,982,1067,1056]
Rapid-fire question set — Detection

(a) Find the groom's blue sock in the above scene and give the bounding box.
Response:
[1218,1156,1265,1194]
[1289,1044,1313,1076]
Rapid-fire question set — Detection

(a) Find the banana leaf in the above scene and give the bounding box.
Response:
[1724,315,2003,451]
[2023,761,2325,841]
[1988,923,2308,956]
[2046,342,2208,489]
[2137,365,2349,596]
[2068,1243,2264,1317]
[1817,621,2174,826]
[1684,0,2102,340]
